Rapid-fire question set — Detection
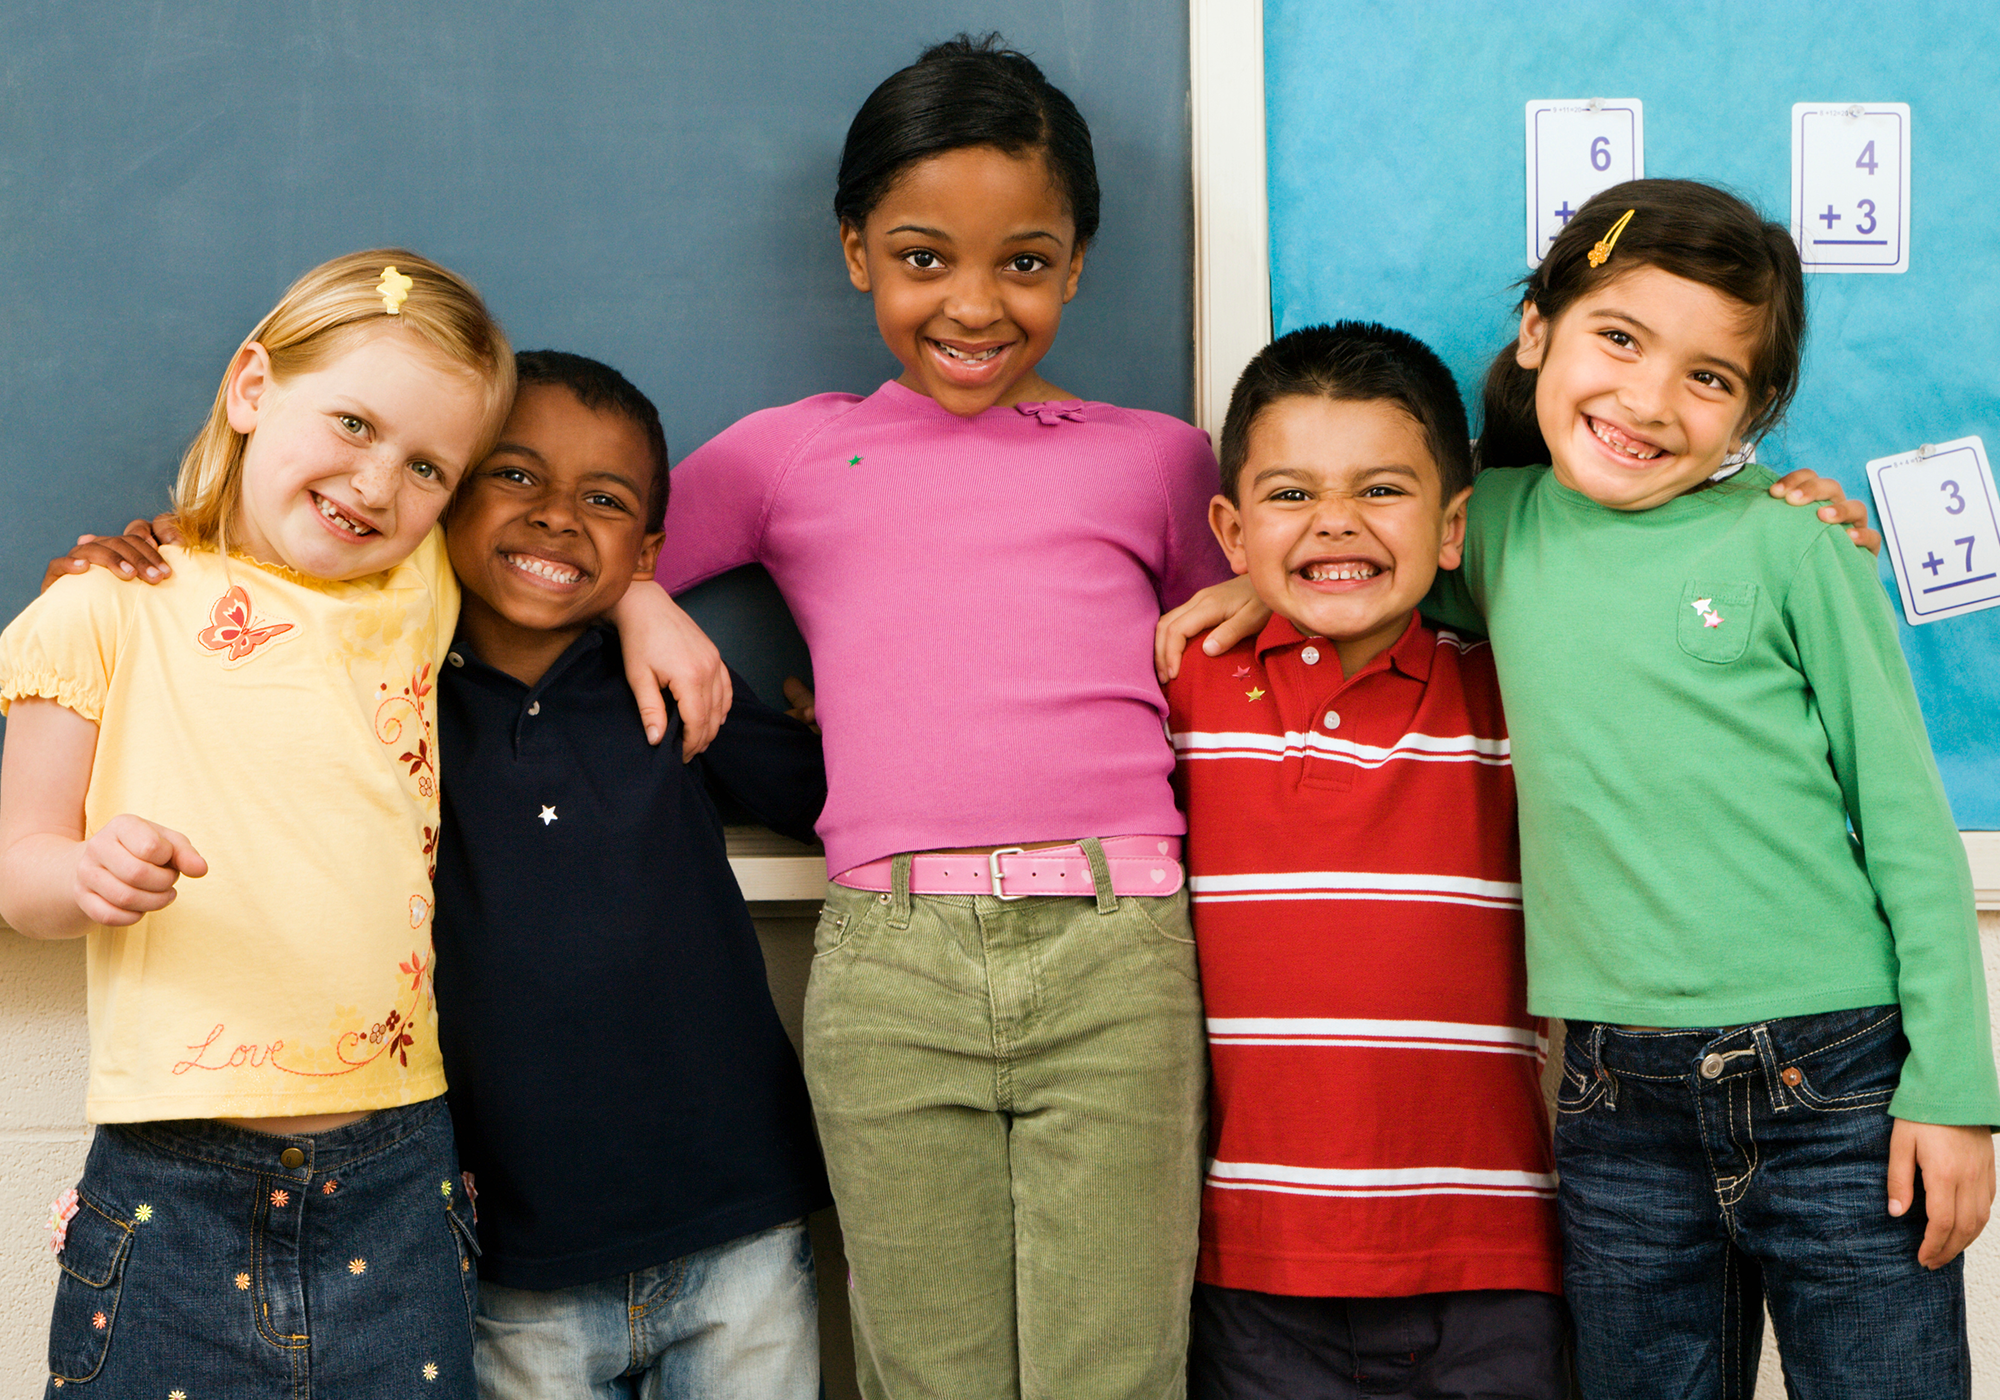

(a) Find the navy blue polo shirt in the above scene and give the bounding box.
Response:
[432,625,831,1290]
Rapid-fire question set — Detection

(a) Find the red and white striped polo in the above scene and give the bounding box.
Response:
[1168,611,1561,1298]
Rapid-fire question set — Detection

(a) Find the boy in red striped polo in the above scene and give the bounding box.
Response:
[1168,323,1563,1400]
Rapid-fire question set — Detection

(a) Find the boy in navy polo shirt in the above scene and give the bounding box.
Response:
[431,351,829,1397]
[1165,324,1564,1400]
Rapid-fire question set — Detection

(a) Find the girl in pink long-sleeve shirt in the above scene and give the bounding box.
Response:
[656,35,1227,1400]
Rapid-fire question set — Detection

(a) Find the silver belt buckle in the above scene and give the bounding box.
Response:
[988,847,1027,900]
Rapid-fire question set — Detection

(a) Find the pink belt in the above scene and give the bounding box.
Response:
[834,836,1185,900]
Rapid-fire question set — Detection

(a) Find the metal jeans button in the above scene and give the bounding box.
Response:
[1699,1053,1726,1079]
[279,1147,306,1169]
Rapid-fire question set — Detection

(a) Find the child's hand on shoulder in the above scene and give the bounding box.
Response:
[42,516,179,592]
[1767,468,1881,555]
[610,582,732,760]
[1888,1118,1996,1268]
[1155,576,1268,684]
[76,815,208,926]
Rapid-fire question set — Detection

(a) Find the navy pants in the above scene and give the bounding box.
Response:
[1556,1007,1970,1400]
[46,1099,478,1398]
[1188,1283,1568,1399]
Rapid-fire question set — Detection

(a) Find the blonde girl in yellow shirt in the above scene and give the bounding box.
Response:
[0,251,510,1397]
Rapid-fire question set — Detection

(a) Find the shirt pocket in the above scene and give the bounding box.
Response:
[1677,581,1759,664]
[49,1191,134,1383]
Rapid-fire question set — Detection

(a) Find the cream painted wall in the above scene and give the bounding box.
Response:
[4,915,1999,1393]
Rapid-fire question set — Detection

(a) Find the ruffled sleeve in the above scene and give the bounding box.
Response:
[0,564,132,722]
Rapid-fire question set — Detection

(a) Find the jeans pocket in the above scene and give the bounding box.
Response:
[1128,890,1201,985]
[812,887,883,960]
[1555,1042,1608,1116]
[48,1191,134,1383]
[1784,1007,1903,1114]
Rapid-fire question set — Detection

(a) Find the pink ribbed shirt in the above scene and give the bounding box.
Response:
[656,381,1230,875]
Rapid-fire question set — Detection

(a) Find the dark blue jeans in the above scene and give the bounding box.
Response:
[1555,1006,1969,1400]
[46,1099,478,1398]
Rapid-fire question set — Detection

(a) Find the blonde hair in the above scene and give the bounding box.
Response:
[174,248,514,548]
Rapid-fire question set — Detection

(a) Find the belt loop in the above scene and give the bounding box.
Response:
[1588,1023,1618,1109]
[1751,1023,1788,1111]
[888,853,914,929]
[1080,838,1118,915]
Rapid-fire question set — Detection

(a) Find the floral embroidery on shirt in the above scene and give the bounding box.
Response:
[172,948,431,1078]
[46,1187,78,1253]
[195,585,294,663]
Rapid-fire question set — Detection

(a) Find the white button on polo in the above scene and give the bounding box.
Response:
[1324,711,1341,729]
[1300,646,1320,665]
[447,652,464,668]
[527,702,540,716]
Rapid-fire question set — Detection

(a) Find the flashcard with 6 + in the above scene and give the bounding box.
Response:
[1867,436,2000,625]
[1792,103,1910,273]
[1524,99,1643,268]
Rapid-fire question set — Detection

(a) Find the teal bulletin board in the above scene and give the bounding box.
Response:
[1263,0,2000,827]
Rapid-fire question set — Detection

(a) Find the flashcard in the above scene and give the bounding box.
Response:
[1867,436,2000,625]
[1792,103,1910,273]
[1524,99,1643,268]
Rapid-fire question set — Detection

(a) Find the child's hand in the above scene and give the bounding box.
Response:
[74,814,208,926]
[782,676,820,733]
[1888,1118,1996,1268]
[1767,469,1882,556]
[42,518,176,592]
[610,581,732,759]
[1155,576,1266,683]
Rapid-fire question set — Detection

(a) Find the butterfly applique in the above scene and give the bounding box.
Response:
[196,585,294,661]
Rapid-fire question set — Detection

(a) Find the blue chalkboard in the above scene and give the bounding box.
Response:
[1264,0,2000,827]
[0,2,1192,711]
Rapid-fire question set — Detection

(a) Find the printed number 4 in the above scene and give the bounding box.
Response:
[1942,479,1966,516]
[1856,140,1878,175]
[1590,136,1610,172]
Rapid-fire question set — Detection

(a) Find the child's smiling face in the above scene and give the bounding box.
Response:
[1519,264,1764,511]
[227,326,488,580]
[840,144,1085,417]
[446,383,663,673]
[1210,396,1469,677]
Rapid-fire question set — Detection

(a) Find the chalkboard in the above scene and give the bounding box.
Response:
[0,1,1192,712]
[1264,0,2000,827]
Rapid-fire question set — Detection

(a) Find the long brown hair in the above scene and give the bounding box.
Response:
[174,249,513,548]
[1477,180,1805,474]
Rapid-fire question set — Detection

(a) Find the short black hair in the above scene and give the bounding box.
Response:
[1219,322,1472,502]
[834,33,1100,245]
[512,350,668,527]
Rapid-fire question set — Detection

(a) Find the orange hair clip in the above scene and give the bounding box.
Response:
[1587,210,1636,268]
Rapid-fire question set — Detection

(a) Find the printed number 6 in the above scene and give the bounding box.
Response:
[1942,480,1965,516]
[1590,136,1611,172]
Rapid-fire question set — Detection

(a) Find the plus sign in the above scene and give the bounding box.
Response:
[1922,551,1944,576]
[1554,201,1576,224]
[1819,204,1842,229]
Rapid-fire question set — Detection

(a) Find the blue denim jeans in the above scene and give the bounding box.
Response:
[1555,1006,1969,1400]
[471,1218,818,1400]
[46,1098,478,1398]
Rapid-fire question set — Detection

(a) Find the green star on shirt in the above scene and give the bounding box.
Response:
[847,455,863,467]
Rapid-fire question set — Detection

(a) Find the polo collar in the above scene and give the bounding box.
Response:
[1253,610,1434,683]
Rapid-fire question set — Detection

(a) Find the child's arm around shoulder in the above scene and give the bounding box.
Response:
[695,669,826,845]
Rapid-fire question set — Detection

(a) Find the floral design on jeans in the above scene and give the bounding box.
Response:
[46,1187,78,1253]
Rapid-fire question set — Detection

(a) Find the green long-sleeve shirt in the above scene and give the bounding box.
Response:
[1432,465,1997,1125]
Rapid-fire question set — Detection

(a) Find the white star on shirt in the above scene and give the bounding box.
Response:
[538,806,558,826]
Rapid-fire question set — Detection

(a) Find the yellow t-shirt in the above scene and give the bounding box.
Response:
[0,534,459,1122]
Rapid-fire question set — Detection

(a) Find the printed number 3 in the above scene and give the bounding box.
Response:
[1855,199,1878,236]
[1590,136,1610,171]
[1942,479,1965,515]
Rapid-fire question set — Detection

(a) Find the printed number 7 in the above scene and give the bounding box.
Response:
[1942,479,1965,515]
[1959,536,1976,571]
